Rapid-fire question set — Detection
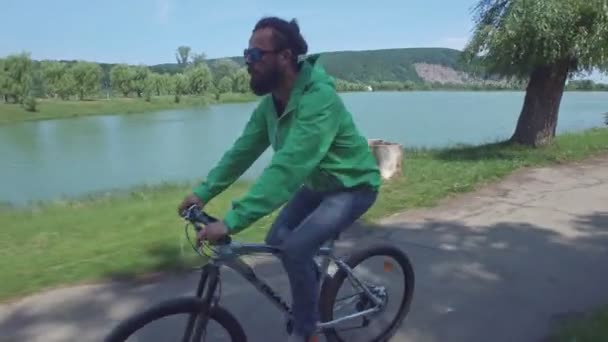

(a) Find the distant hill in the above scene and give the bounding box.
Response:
[150,47,479,85]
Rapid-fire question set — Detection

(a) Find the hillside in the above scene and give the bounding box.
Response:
[150,47,476,84]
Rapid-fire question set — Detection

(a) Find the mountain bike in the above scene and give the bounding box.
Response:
[104,204,415,342]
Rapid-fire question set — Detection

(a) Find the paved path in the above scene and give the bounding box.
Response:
[1,155,607,342]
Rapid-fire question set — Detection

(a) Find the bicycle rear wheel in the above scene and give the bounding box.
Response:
[319,243,414,342]
[104,297,246,342]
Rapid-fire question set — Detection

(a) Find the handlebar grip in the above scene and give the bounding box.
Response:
[214,235,232,246]
[192,210,217,225]
[189,208,232,246]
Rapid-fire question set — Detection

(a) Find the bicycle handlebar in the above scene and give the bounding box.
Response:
[180,204,232,246]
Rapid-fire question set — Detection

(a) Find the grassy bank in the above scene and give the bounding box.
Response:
[0,93,258,125]
[550,305,608,342]
[1,127,607,303]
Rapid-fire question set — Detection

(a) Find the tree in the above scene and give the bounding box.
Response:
[131,65,150,98]
[70,61,102,100]
[161,74,174,94]
[2,52,33,103]
[218,76,233,93]
[148,73,166,96]
[41,61,67,98]
[176,46,191,66]
[464,0,608,146]
[110,64,134,97]
[185,64,212,95]
[192,52,206,66]
[212,58,239,85]
[232,68,250,93]
[173,73,188,102]
[56,72,77,100]
[0,58,7,102]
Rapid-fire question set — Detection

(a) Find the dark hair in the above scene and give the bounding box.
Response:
[253,16,308,67]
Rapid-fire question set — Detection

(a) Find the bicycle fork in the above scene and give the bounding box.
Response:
[181,264,220,342]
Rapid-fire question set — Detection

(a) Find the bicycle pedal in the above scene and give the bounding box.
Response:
[285,318,293,335]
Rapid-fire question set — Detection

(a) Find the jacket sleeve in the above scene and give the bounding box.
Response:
[223,86,341,233]
[192,106,269,203]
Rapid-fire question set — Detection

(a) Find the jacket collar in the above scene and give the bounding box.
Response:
[281,54,321,116]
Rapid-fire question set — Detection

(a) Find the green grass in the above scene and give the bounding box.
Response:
[0,93,258,124]
[1,127,607,303]
[549,306,608,342]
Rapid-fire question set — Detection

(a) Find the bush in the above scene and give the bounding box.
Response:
[22,96,37,112]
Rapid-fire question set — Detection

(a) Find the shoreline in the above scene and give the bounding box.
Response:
[2,89,605,125]
[0,93,259,125]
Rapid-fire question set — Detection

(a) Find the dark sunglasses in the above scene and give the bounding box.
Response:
[243,47,279,63]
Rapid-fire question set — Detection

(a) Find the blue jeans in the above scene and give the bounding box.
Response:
[265,184,378,338]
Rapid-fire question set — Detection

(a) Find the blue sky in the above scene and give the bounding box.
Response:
[1,0,479,64]
[1,0,606,81]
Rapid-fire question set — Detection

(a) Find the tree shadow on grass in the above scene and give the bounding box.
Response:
[1,212,607,342]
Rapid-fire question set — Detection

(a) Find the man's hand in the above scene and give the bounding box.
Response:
[197,221,229,245]
[178,193,204,216]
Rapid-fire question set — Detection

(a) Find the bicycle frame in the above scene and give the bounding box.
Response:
[191,239,386,333]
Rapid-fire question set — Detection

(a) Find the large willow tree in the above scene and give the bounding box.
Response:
[464,0,608,146]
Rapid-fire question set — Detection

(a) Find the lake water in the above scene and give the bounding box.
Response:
[1,91,606,205]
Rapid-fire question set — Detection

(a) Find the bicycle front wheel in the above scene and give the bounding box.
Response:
[319,243,415,342]
[104,297,246,342]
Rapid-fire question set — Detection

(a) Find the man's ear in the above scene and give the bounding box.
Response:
[279,49,292,66]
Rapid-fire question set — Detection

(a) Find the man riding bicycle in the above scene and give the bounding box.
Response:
[178,16,381,342]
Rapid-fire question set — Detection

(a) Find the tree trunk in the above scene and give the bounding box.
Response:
[510,61,570,146]
[368,139,404,181]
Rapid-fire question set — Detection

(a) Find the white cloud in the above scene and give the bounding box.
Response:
[156,0,173,24]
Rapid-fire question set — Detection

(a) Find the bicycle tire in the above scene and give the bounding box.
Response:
[318,243,415,342]
[104,297,247,342]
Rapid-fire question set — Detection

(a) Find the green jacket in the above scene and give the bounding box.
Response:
[193,54,381,233]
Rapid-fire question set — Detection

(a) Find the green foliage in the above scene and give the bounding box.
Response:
[148,73,166,96]
[335,79,369,92]
[69,61,102,100]
[232,68,250,93]
[176,46,191,66]
[41,61,67,98]
[152,48,488,85]
[217,75,233,93]
[566,79,608,91]
[56,72,77,100]
[464,0,608,78]
[22,96,37,112]
[172,73,188,95]
[185,64,212,95]
[212,58,240,84]
[0,58,8,102]
[191,52,206,66]
[110,64,134,96]
[317,48,466,83]
[1,52,33,103]
[131,65,150,98]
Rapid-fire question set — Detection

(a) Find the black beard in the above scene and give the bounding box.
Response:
[249,70,281,96]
